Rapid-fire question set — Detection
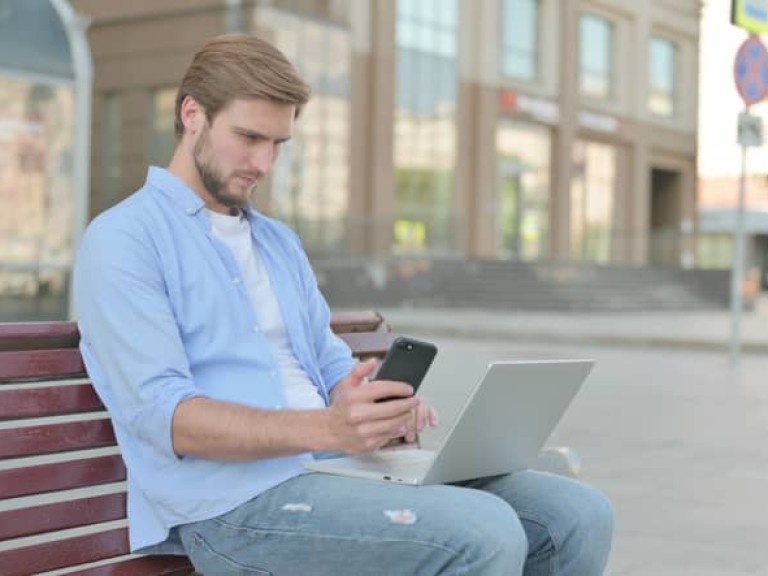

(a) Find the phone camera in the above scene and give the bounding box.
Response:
[406,343,413,351]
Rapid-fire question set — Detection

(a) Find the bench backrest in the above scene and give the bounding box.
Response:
[0,311,393,576]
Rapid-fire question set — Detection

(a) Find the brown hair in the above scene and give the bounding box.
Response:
[174,34,311,138]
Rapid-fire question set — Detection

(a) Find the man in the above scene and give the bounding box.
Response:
[74,34,613,575]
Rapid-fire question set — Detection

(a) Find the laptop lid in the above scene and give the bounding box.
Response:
[421,359,594,484]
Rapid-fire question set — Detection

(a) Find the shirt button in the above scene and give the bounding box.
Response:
[186,207,195,215]
[253,325,260,333]
[232,277,241,285]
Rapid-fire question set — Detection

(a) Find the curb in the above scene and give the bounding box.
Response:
[385,321,768,355]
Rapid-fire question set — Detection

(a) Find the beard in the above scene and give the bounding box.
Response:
[192,125,257,210]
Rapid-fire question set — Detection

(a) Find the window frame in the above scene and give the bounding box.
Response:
[578,12,616,102]
[499,0,541,82]
[647,34,679,118]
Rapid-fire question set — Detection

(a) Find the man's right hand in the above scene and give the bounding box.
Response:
[325,359,421,455]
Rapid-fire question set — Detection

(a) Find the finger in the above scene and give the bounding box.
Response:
[415,401,428,433]
[355,413,416,449]
[352,358,378,382]
[369,396,421,421]
[428,406,439,428]
[351,358,379,385]
[357,380,416,403]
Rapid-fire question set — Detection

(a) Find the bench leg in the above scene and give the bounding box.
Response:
[533,446,581,478]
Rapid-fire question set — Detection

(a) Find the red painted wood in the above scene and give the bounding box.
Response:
[0,527,130,576]
[0,311,387,575]
[330,310,385,333]
[0,493,126,540]
[339,331,395,358]
[0,383,104,419]
[74,556,196,576]
[0,321,79,351]
[0,454,126,499]
[0,349,86,381]
[0,419,116,459]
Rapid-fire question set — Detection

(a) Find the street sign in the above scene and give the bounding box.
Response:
[738,111,764,146]
[734,35,768,105]
[732,0,768,34]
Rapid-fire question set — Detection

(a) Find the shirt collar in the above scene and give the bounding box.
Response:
[146,166,206,216]
[147,166,264,230]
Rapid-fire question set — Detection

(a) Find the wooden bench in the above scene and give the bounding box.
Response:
[0,310,394,576]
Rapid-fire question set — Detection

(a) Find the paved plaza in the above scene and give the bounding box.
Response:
[388,302,768,575]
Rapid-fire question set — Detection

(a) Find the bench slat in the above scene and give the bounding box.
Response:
[0,527,131,576]
[339,331,395,358]
[0,383,104,419]
[75,555,195,576]
[0,313,379,349]
[0,419,116,459]
[0,493,126,540]
[329,310,385,333]
[0,349,86,381]
[0,321,79,351]
[0,312,390,575]
[0,454,126,499]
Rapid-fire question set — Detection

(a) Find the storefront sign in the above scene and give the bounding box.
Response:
[499,90,559,124]
[577,110,619,133]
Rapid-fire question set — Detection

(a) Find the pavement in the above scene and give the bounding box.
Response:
[372,297,768,575]
[377,296,768,355]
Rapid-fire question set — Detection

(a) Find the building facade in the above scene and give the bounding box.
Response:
[71,0,702,267]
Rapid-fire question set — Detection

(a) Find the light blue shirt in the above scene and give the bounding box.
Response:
[73,167,357,553]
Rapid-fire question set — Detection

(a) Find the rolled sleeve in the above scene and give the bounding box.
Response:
[75,213,200,460]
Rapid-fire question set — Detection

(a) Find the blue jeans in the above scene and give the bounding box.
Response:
[177,470,613,575]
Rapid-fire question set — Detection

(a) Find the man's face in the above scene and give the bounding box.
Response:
[191,98,295,214]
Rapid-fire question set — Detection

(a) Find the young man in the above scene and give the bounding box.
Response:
[74,34,613,575]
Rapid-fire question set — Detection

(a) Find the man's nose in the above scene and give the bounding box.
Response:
[250,142,277,175]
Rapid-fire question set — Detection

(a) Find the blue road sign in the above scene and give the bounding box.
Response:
[734,35,768,105]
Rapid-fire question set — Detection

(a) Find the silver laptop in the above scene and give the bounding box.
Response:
[304,359,594,485]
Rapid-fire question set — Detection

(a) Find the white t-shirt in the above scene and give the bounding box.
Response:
[208,209,326,410]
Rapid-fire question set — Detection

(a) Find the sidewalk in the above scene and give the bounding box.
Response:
[378,301,768,574]
[378,296,768,354]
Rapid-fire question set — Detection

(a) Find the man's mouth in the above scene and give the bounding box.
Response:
[235,174,259,188]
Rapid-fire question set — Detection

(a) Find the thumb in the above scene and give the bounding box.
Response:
[349,358,378,386]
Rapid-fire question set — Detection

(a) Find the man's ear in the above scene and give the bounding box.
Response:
[179,95,204,135]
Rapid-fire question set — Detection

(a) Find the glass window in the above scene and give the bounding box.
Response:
[273,0,349,25]
[579,14,614,100]
[696,234,732,269]
[148,87,177,167]
[269,10,352,254]
[394,0,459,255]
[648,36,677,116]
[101,93,121,210]
[500,0,540,81]
[0,77,74,320]
[495,121,551,260]
[570,140,616,263]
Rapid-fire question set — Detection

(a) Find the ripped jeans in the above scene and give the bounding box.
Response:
[176,470,613,575]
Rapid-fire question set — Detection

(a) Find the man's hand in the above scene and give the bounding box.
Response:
[328,359,439,453]
[403,400,439,444]
[327,359,421,454]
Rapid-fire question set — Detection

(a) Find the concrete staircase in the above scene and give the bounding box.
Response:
[313,258,731,311]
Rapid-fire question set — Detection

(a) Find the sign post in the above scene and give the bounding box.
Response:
[731,34,768,365]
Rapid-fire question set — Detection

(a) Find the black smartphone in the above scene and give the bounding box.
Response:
[373,336,438,401]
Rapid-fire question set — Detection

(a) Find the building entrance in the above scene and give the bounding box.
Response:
[649,167,682,267]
